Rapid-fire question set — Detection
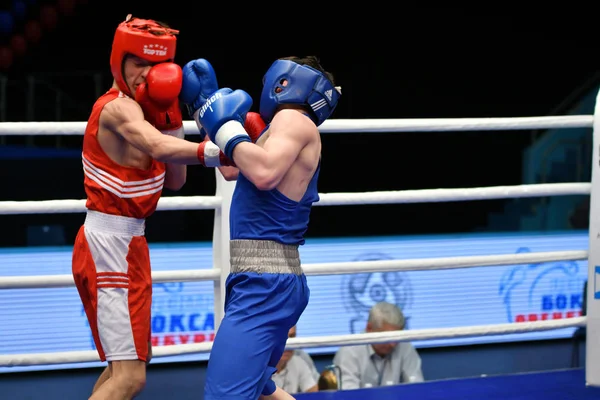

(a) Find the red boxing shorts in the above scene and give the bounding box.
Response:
[72,210,152,362]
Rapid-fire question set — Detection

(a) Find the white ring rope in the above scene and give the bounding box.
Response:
[0,317,585,367]
[0,269,223,289]
[0,115,592,136]
[0,183,590,215]
[301,250,588,276]
[0,196,222,215]
[316,116,594,133]
[0,250,587,289]
[315,183,590,206]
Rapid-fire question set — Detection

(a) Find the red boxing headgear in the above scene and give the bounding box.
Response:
[110,14,178,97]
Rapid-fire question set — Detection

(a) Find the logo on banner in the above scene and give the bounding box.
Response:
[83,282,215,349]
[150,283,215,346]
[499,247,585,323]
[341,252,413,333]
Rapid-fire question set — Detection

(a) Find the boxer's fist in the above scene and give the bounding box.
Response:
[198,88,253,159]
[145,63,182,106]
[197,141,235,167]
[198,101,264,144]
[180,58,219,118]
[244,112,266,142]
[136,63,183,133]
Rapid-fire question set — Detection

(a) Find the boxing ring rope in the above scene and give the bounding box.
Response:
[0,182,592,214]
[0,115,593,135]
[0,94,599,387]
[0,317,585,367]
[0,250,589,289]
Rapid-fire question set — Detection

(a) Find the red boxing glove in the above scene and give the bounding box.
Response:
[136,62,184,136]
[197,141,235,167]
[244,112,266,143]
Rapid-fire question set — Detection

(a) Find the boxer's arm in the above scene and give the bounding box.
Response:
[162,130,187,191]
[165,163,187,190]
[218,166,239,181]
[211,111,263,181]
[230,109,317,190]
[101,98,204,165]
[200,135,239,180]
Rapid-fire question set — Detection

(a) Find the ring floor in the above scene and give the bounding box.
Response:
[297,369,600,400]
[2,368,598,399]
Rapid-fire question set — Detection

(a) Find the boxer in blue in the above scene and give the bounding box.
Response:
[180,56,340,399]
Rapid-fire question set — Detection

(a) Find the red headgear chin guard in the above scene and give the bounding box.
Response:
[110,14,178,98]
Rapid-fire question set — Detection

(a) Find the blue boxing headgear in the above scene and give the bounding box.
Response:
[259,59,340,127]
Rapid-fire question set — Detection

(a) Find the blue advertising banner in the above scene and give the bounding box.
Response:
[0,231,588,373]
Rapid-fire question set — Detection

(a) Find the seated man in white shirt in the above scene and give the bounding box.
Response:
[295,348,320,383]
[272,325,319,395]
[333,301,424,390]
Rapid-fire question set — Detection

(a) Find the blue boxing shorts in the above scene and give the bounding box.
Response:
[204,239,310,400]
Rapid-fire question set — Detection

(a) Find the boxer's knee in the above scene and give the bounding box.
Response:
[110,360,147,397]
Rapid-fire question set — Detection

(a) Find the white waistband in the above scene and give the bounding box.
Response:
[84,210,145,236]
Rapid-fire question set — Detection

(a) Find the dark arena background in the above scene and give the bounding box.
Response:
[0,1,599,399]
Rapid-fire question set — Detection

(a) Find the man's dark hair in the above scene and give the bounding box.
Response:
[280,55,335,85]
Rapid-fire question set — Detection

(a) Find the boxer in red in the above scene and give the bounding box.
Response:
[71,14,263,400]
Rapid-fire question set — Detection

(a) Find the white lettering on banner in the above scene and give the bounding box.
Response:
[199,92,223,118]
[143,44,167,57]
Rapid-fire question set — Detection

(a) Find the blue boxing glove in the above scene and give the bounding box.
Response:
[180,58,219,138]
[198,88,253,159]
